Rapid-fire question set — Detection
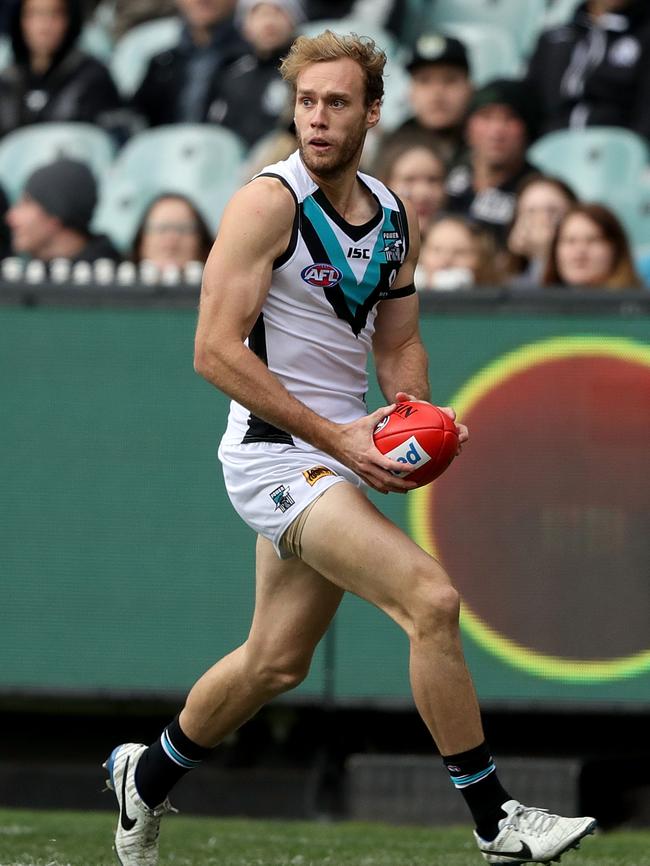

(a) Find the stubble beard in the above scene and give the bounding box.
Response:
[298,120,367,181]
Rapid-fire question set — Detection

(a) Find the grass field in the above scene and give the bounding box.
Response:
[1,808,649,866]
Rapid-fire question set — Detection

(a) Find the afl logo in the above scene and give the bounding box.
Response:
[301,263,343,288]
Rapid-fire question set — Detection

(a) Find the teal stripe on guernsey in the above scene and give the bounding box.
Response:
[161,729,201,769]
[302,196,395,313]
[451,764,496,789]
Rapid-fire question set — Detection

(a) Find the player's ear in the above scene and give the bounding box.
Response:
[366,99,381,129]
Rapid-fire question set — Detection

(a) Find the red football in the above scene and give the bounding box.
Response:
[373,401,459,487]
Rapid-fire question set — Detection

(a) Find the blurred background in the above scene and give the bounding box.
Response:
[1,0,649,834]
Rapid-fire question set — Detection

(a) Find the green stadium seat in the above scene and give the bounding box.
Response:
[93,124,246,252]
[0,122,117,202]
[424,0,547,60]
[79,21,114,63]
[528,127,649,202]
[438,23,522,86]
[379,56,412,131]
[621,172,650,254]
[528,127,650,248]
[110,16,182,98]
[542,0,582,29]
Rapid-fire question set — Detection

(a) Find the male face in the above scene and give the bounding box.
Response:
[21,0,68,59]
[466,104,527,171]
[243,3,295,56]
[294,58,380,179]
[175,0,234,30]
[409,63,472,130]
[6,195,60,259]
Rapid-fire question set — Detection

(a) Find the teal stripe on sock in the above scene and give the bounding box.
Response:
[162,730,201,769]
[451,763,496,789]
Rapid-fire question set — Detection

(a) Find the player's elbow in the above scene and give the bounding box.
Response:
[193,338,225,383]
[193,341,210,379]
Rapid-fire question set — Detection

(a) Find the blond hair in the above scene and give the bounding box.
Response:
[280,30,386,106]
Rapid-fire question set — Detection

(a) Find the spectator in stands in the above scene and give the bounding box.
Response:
[542,202,643,290]
[526,0,650,140]
[381,33,472,168]
[5,157,122,263]
[373,135,447,237]
[416,214,503,290]
[0,0,122,139]
[207,0,304,147]
[132,0,247,127]
[446,78,539,247]
[131,193,213,271]
[112,0,177,40]
[506,174,578,289]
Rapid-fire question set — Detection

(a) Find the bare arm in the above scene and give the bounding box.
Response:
[194,177,415,493]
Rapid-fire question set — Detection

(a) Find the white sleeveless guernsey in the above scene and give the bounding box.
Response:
[221,149,411,451]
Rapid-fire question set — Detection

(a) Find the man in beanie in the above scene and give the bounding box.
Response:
[445,78,540,246]
[382,33,473,168]
[205,0,305,147]
[6,157,121,263]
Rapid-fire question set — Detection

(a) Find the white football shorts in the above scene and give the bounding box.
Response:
[218,440,363,558]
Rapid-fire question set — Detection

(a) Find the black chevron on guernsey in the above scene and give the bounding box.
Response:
[299,205,399,337]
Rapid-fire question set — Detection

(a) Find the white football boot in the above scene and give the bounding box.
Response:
[103,742,177,866]
[475,799,597,864]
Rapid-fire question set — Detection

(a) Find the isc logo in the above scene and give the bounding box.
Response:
[301,263,343,288]
[347,247,370,259]
[385,435,432,477]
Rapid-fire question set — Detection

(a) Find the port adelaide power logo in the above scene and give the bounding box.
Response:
[301,263,343,288]
[382,231,403,263]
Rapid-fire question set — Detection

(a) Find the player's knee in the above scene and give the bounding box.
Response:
[406,578,460,640]
[252,654,311,696]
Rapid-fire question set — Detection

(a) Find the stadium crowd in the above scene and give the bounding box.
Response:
[0,0,649,288]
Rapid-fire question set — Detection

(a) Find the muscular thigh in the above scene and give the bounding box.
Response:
[245,535,344,663]
[297,483,452,630]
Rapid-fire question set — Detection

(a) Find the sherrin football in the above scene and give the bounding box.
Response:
[373,401,459,487]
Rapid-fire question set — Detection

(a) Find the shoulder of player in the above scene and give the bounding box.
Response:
[230,174,296,220]
[219,176,296,251]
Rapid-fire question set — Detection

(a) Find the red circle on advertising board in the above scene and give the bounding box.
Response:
[428,352,650,661]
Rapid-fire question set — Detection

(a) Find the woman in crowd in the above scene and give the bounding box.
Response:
[131,193,213,273]
[416,214,503,291]
[0,0,121,139]
[506,174,577,289]
[543,203,643,290]
[372,136,447,238]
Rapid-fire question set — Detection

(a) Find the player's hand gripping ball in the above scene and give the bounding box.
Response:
[373,401,459,487]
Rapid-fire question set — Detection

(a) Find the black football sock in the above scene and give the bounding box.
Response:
[134,715,212,809]
[443,741,512,841]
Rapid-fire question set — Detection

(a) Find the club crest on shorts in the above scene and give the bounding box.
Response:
[269,484,295,512]
[302,466,336,486]
[301,263,343,288]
